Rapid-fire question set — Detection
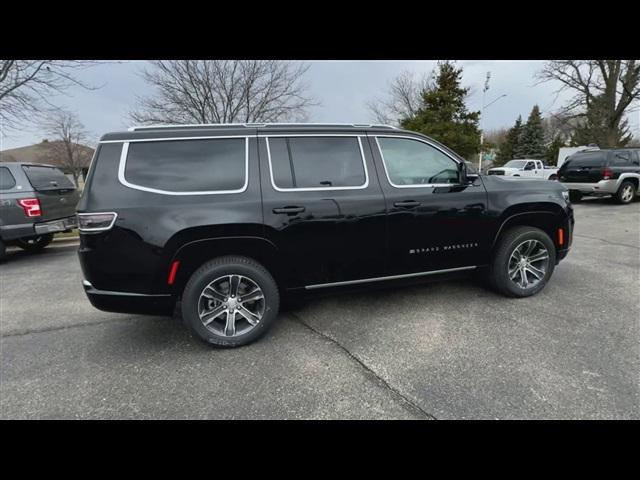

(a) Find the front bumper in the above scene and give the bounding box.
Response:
[82,280,175,316]
[561,180,618,195]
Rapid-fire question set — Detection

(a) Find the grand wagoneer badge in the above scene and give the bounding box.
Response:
[410,242,479,254]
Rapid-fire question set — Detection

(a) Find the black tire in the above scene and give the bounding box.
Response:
[615,180,636,205]
[16,233,54,252]
[569,190,582,202]
[488,226,556,298]
[181,255,280,348]
[548,174,558,181]
[0,238,6,262]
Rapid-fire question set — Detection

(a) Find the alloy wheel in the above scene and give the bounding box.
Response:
[621,185,634,203]
[507,239,550,289]
[198,274,265,337]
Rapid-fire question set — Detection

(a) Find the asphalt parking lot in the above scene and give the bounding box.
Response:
[1,199,639,419]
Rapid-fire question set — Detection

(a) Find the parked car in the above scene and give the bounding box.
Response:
[488,159,559,180]
[0,162,80,260]
[77,123,574,347]
[558,148,640,204]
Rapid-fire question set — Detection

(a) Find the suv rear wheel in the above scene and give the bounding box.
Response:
[615,180,636,204]
[0,238,6,261]
[489,226,556,297]
[16,233,54,252]
[181,255,280,348]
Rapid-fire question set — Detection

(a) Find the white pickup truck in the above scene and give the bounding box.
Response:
[487,159,559,180]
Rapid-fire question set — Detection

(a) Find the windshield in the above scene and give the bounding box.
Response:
[503,160,528,168]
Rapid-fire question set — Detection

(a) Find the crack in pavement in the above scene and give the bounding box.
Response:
[573,234,640,250]
[0,317,138,338]
[287,311,436,420]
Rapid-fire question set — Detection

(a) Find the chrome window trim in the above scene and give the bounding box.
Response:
[117,137,249,196]
[374,135,462,189]
[264,134,370,192]
[77,212,118,233]
[101,134,249,144]
[305,265,477,290]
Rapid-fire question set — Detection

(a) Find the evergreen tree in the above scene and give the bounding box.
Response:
[545,135,566,166]
[516,105,546,159]
[401,61,481,159]
[494,116,523,166]
[570,94,633,147]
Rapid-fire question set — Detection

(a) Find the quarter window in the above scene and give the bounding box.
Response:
[268,137,366,189]
[124,138,246,193]
[377,137,459,186]
[0,167,16,190]
[611,151,631,166]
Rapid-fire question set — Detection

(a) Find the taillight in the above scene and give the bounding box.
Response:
[18,198,42,217]
[77,212,118,233]
[602,167,613,180]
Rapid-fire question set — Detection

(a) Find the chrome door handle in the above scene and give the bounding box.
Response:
[273,206,306,214]
[394,201,421,208]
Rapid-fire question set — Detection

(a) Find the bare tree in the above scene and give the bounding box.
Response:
[0,60,100,130]
[483,127,509,148]
[130,60,318,125]
[366,70,432,125]
[38,109,93,186]
[537,60,640,146]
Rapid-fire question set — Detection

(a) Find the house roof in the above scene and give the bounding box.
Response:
[0,140,94,169]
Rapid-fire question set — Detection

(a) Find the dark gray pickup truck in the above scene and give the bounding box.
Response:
[0,162,80,260]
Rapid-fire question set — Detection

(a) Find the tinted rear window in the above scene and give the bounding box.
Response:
[0,166,16,190]
[564,152,606,167]
[124,138,246,193]
[268,137,366,189]
[22,165,75,190]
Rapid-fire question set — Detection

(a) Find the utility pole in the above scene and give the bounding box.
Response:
[478,72,491,173]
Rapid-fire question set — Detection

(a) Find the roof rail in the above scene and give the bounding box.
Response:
[127,122,399,131]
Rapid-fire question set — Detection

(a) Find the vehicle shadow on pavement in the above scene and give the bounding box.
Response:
[2,243,78,265]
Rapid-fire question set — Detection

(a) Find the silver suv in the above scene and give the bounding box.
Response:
[0,162,80,260]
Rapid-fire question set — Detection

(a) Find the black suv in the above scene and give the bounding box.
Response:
[558,148,640,204]
[1,162,79,260]
[77,123,574,347]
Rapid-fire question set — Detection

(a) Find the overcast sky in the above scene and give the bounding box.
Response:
[2,60,639,150]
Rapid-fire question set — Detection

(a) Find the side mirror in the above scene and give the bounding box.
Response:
[458,161,468,184]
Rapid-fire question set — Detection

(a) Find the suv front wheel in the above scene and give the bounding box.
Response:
[489,226,556,297]
[181,255,280,348]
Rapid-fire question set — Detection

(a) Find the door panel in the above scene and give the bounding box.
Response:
[259,133,387,288]
[370,134,491,276]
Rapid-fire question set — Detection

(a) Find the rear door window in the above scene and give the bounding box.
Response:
[123,138,247,194]
[0,166,16,190]
[564,152,606,167]
[267,136,367,190]
[22,165,76,190]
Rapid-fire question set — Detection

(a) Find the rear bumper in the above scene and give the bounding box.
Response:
[0,215,77,241]
[82,280,175,316]
[0,223,35,241]
[561,180,618,195]
[34,215,77,235]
